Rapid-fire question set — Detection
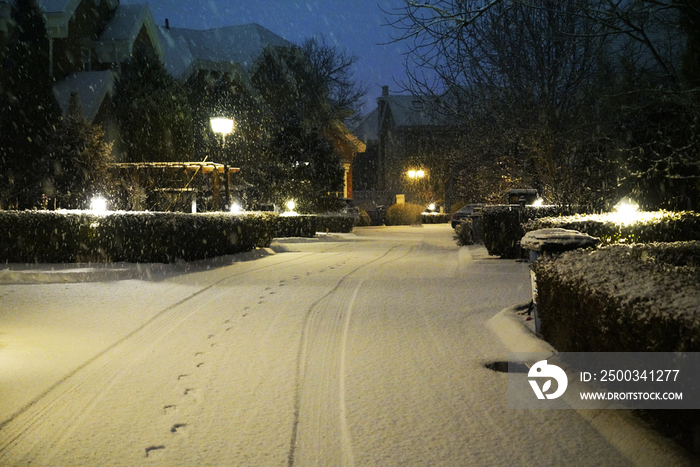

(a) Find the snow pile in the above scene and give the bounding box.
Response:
[521,228,600,252]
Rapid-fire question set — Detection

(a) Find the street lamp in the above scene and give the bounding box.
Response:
[407,169,425,179]
[210,117,235,211]
[210,117,234,139]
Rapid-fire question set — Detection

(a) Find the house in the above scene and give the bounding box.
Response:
[0,0,162,129]
[353,85,453,206]
[0,0,362,205]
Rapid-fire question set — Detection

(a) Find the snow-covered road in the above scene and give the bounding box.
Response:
[0,224,664,465]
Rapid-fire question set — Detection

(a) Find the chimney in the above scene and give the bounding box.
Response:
[381,85,389,98]
[165,18,170,29]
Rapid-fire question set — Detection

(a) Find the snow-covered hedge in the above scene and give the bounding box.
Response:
[532,242,700,352]
[315,214,356,233]
[421,212,450,224]
[276,215,316,238]
[523,211,700,246]
[482,205,584,258]
[0,210,277,263]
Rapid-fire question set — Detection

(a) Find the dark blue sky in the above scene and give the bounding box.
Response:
[123,0,411,116]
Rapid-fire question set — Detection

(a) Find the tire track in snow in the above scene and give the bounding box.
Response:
[0,248,350,465]
[287,245,412,467]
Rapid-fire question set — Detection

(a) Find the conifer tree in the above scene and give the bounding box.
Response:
[113,48,193,162]
[48,92,113,208]
[0,0,61,208]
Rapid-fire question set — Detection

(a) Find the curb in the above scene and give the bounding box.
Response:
[487,305,698,467]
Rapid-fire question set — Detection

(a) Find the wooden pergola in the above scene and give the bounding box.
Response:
[109,162,241,211]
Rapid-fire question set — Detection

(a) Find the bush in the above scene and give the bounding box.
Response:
[421,212,450,224]
[454,219,474,246]
[275,215,316,238]
[355,208,371,226]
[482,205,584,258]
[315,214,355,233]
[384,203,423,225]
[523,211,700,246]
[0,210,277,263]
[532,241,700,352]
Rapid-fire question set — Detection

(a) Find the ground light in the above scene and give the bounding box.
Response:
[280,200,299,217]
[531,198,544,207]
[230,202,242,214]
[612,196,640,224]
[90,196,107,213]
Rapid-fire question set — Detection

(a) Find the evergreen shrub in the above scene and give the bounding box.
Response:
[482,205,583,258]
[355,209,371,227]
[421,213,450,224]
[523,211,700,245]
[315,214,355,233]
[532,242,700,352]
[275,215,316,238]
[0,210,277,263]
[384,203,423,225]
[454,219,474,246]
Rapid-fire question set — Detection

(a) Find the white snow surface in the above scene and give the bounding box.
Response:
[535,242,700,321]
[0,225,694,466]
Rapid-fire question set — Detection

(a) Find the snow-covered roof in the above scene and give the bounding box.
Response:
[157,23,291,80]
[94,3,164,64]
[1,0,119,38]
[352,109,379,142]
[52,71,115,121]
[384,94,444,127]
[353,93,445,143]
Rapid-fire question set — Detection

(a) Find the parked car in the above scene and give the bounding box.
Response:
[451,204,484,229]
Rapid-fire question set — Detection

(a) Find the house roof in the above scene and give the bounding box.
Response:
[0,0,119,38]
[157,23,291,80]
[52,70,115,121]
[353,93,444,143]
[95,3,164,63]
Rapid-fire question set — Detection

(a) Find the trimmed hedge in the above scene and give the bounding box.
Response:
[276,215,317,238]
[523,211,700,246]
[482,205,584,258]
[0,210,277,263]
[421,212,450,224]
[275,214,355,237]
[532,242,700,352]
[315,214,356,233]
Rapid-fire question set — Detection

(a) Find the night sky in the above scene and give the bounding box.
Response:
[122,0,412,116]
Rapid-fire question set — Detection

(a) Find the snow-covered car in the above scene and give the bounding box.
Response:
[450,204,483,229]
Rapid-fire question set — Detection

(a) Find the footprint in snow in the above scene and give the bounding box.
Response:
[163,405,177,415]
[145,445,165,458]
[170,423,188,434]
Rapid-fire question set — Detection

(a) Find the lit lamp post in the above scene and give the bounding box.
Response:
[210,117,235,211]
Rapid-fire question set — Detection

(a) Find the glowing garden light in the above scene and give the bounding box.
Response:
[230,202,242,213]
[428,203,436,211]
[612,196,640,224]
[532,198,544,207]
[286,200,296,212]
[90,195,107,213]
